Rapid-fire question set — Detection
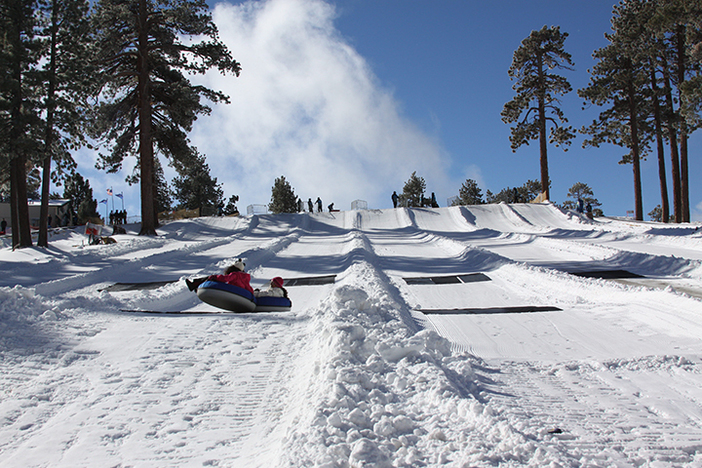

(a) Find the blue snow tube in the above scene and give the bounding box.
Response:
[196,280,256,312]
[254,296,292,312]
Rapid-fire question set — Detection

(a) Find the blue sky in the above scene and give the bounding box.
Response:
[328,0,700,218]
[76,0,700,220]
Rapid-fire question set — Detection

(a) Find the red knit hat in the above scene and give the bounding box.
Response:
[271,277,284,288]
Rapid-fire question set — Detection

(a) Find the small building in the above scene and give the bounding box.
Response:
[0,199,72,229]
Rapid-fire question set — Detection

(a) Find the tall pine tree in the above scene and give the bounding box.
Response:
[650,0,702,222]
[579,1,652,221]
[501,25,575,201]
[37,0,96,246]
[0,0,44,248]
[91,0,240,235]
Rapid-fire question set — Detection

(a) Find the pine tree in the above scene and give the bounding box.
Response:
[561,182,601,211]
[268,176,297,214]
[401,171,426,208]
[520,179,544,202]
[172,153,223,216]
[0,0,44,248]
[223,195,240,216]
[650,0,702,222]
[648,204,664,222]
[91,0,241,235]
[455,179,484,205]
[37,0,96,246]
[485,187,513,204]
[63,171,100,223]
[501,26,575,201]
[579,2,652,221]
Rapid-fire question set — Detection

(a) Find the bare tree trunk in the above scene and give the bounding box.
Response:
[137,0,157,235]
[628,81,643,221]
[537,53,550,201]
[676,25,690,222]
[9,6,32,249]
[39,0,59,247]
[650,64,669,222]
[662,60,682,223]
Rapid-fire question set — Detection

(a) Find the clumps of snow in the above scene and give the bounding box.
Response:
[0,286,63,322]
[0,286,70,357]
[281,261,565,467]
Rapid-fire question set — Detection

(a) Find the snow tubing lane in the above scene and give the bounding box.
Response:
[254,296,292,312]
[197,281,256,312]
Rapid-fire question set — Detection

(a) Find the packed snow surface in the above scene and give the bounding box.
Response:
[2,203,702,467]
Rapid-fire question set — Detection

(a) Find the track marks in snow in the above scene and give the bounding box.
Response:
[0,313,309,467]
[488,356,702,464]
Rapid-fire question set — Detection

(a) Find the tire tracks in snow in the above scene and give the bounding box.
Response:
[488,357,702,464]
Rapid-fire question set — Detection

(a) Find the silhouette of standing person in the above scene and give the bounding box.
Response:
[308,198,313,213]
[392,191,398,208]
[316,197,323,212]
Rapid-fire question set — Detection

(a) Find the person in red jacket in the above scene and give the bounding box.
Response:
[185,258,253,294]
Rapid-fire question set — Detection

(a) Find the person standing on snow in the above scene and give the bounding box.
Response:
[316,197,323,212]
[185,258,253,294]
[307,198,313,213]
[391,191,398,208]
[254,277,289,299]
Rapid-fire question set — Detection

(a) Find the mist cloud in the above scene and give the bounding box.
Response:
[190,0,451,211]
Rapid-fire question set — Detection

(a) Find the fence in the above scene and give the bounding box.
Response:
[247,204,269,215]
[350,200,368,210]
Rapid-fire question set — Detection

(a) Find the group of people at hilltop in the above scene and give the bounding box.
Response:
[391,191,439,209]
[297,197,335,213]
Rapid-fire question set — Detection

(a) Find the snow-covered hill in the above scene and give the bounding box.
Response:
[2,203,702,467]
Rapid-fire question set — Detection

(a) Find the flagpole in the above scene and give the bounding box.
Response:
[107,187,114,216]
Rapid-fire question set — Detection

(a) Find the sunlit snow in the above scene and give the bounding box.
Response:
[2,203,702,466]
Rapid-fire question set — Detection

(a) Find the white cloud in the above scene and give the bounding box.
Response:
[461,164,486,191]
[190,0,451,211]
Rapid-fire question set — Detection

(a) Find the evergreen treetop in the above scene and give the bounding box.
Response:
[269,176,297,214]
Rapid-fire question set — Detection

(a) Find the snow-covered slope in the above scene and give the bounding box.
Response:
[1,203,702,467]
